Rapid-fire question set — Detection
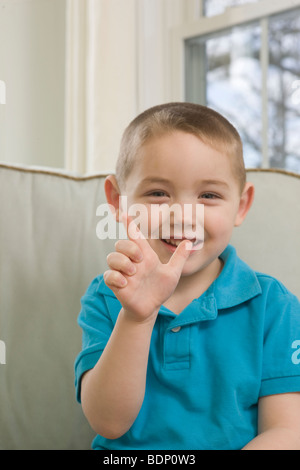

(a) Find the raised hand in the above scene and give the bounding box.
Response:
[104,213,192,323]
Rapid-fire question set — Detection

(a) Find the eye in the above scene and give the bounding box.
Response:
[200,192,220,199]
[148,191,168,198]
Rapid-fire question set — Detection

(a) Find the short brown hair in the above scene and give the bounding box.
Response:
[115,102,246,192]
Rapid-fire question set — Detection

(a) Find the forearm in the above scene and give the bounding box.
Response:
[81,308,156,440]
[242,427,300,450]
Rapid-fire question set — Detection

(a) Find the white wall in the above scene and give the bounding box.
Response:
[3,0,298,175]
[0,0,202,173]
[64,0,139,175]
[65,0,203,175]
[0,0,66,168]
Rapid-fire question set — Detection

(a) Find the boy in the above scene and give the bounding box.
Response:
[75,103,300,450]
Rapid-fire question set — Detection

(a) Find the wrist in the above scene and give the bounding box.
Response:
[120,307,159,328]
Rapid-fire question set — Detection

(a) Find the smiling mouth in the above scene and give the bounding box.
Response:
[162,237,202,248]
[163,238,191,247]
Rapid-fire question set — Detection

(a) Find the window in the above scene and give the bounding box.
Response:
[268,11,300,172]
[204,0,261,17]
[185,5,300,172]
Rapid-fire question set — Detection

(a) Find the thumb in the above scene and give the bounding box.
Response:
[167,240,193,274]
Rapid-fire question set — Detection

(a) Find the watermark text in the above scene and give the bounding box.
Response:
[96,197,204,250]
[291,340,300,365]
[0,340,6,365]
[0,80,6,105]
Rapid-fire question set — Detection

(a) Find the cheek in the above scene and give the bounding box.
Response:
[204,208,236,235]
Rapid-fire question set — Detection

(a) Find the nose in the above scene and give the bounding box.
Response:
[150,202,204,241]
[172,203,204,240]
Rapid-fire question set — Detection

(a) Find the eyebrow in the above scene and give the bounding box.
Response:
[139,177,230,189]
[140,177,172,185]
[200,179,230,189]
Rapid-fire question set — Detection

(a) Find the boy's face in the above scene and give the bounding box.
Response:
[120,131,251,277]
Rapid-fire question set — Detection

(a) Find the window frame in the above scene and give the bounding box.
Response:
[169,0,300,169]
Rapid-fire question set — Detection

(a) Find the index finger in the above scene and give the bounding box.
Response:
[121,212,153,253]
[121,212,146,241]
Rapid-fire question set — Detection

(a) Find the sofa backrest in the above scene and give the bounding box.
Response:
[231,168,300,299]
[0,164,299,449]
[0,164,113,449]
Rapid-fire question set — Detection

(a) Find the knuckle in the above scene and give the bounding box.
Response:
[115,239,142,261]
[125,259,136,274]
[113,271,123,283]
[103,269,112,284]
[130,245,142,261]
[126,258,133,268]
[106,252,115,265]
[114,240,122,251]
[104,269,126,287]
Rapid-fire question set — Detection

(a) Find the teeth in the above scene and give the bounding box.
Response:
[164,239,195,247]
[164,239,181,247]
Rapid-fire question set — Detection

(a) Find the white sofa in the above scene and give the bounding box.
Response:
[0,163,299,450]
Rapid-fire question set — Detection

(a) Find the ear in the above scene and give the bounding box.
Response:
[234,182,255,227]
[104,175,122,222]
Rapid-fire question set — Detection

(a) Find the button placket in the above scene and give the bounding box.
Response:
[171,326,181,333]
[158,294,218,370]
[163,324,190,370]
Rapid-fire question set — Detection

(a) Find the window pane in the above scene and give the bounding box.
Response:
[204,0,261,17]
[185,23,262,168]
[268,9,300,173]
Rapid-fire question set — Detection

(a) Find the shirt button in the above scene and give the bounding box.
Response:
[171,326,181,333]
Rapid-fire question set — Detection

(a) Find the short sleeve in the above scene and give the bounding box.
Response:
[74,276,115,403]
[260,279,300,397]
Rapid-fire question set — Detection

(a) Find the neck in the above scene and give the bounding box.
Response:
[164,257,223,315]
[178,256,223,294]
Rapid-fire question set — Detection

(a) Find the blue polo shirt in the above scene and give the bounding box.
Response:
[74,245,300,450]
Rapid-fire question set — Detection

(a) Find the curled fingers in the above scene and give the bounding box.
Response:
[104,240,143,289]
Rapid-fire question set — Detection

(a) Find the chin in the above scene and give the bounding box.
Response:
[180,263,202,277]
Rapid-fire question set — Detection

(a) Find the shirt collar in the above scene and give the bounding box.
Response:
[212,244,262,309]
